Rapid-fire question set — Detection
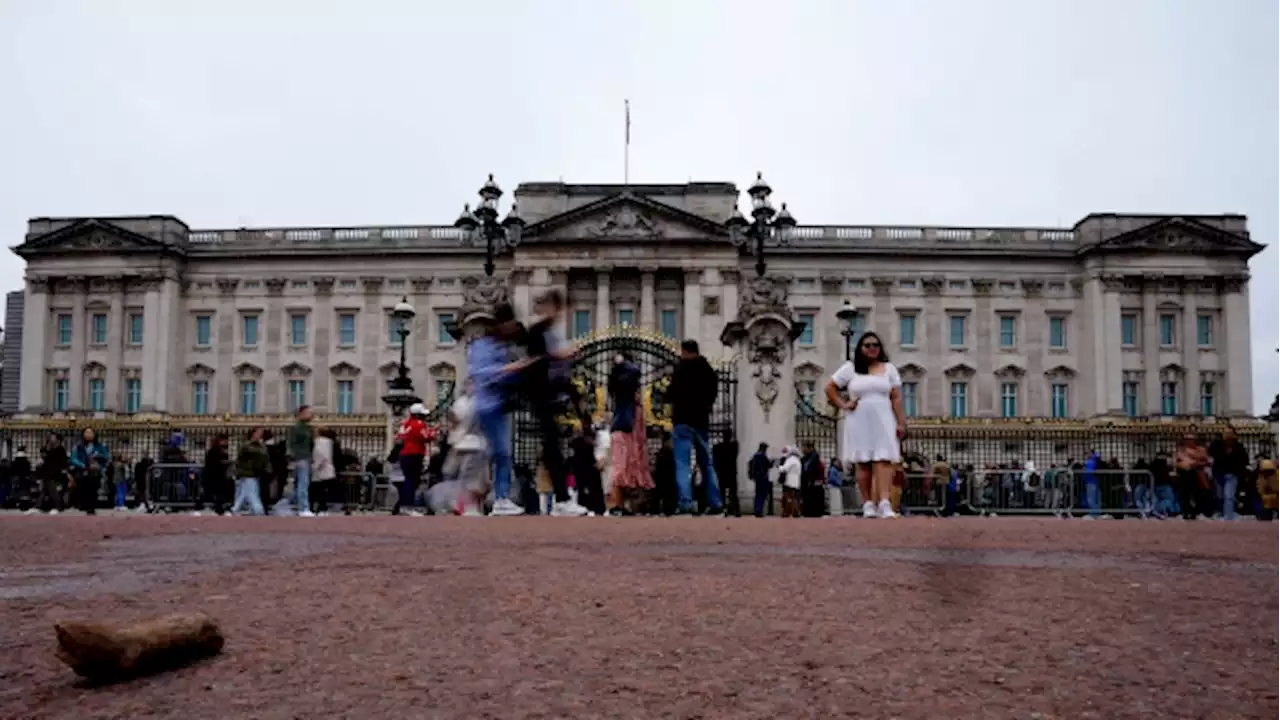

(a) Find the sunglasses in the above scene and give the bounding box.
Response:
[862,342,881,349]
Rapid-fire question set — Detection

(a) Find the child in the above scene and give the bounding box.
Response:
[1256,459,1277,521]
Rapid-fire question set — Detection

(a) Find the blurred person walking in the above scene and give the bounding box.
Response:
[231,427,270,516]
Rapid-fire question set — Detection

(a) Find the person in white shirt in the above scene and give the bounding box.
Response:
[449,379,489,516]
[779,446,803,518]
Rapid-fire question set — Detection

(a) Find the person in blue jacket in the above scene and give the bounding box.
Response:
[69,427,110,515]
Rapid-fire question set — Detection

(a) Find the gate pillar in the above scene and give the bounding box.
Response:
[721,275,803,510]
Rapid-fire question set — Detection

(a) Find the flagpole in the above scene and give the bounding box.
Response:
[624,99,630,187]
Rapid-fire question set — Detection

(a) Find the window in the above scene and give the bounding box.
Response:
[948,280,967,290]
[1158,314,1176,346]
[242,315,260,346]
[999,316,1016,349]
[336,380,355,415]
[1196,314,1213,347]
[899,280,916,289]
[125,378,141,413]
[437,313,456,344]
[339,279,357,290]
[899,314,917,346]
[617,309,635,327]
[127,313,144,345]
[91,313,108,344]
[998,281,1017,292]
[660,309,679,339]
[88,379,105,411]
[56,314,73,345]
[389,315,405,346]
[243,280,260,290]
[338,313,356,346]
[948,315,966,346]
[1200,381,1216,416]
[195,315,212,347]
[1048,316,1067,349]
[1000,382,1018,417]
[1160,381,1178,415]
[289,314,307,345]
[435,378,456,404]
[1122,381,1140,418]
[287,380,306,411]
[1050,383,1069,418]
[847,279,865,289]
[53,379,69,411]
[797,313,815,345]
[292,280,309,290]
[798,380,817,408]
[1121,313,1138,346]
[901,382,918,417]
[193,381,209,415]
[240,380,258,414]
[949,383,968,417]
[572,310,591,339]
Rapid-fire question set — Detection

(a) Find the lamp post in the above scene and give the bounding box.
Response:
[837,299,858,361]
[380,296,420,415]
[726,172,796,278]
[454,174,525,277]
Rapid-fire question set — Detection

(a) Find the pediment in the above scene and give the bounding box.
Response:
[943,363,975,379]
[186,363,216,378]
[329,361,361,377]
[897,362,926,378]
[994,363,1026,378]
[14,219,174,258]
[1084,217,1263,258]
[428,362,457,378]
[280,361,312,377]
[378,360,403,375]
[524,193,728,243]
[233,362,263,378]
[1044,364,1076,378]
[793,362,824,380]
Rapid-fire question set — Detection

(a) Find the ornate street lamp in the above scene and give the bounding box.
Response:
[726,172,797,278]
[380,296,420,415]
[837,299,858,361]
[454,174,525,277]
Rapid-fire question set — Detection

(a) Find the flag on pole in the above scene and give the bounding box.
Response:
[625,99,631,145]
[624,100,631,185]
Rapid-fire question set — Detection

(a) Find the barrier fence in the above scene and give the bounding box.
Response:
[896,469,1156,518]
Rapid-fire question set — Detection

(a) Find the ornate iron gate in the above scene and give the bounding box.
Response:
[511,327,737,471]
[794,391,839,462]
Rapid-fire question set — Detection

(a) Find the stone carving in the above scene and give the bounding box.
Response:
[121,366,143,380]
[130,274,165,293]
[819,275,843,294]
[587,206,663,239]
[313,276,335,295]
[897,363,926,380]
[459,274,510,321]
[1099,274,1128,292]
[329,361,360,378]
[280,361,312,378]
[870,276,895,296]
[361,276,384,293]
[1019,278,1044,296]
[216,278,239,296]
[747,320,790,422]
[83,361,107,379]
[994,363,1026,379]
[970,278,995,296]
[720,268,740,286]
[702,295,721,317]
[736,275,790,323]
[921,276,945,296]
[1221,274,1248,294]
[410,276,433,293]
[232,362,263,378]
[1044,364,1077,380]
[943,363,975,380]
[265,278,288,295]
[186,364,215,380]
[508,269,532,285]
[27,276,52,294]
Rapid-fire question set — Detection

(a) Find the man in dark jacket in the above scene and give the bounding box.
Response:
[668,340,723,515]
[748,442,773,517]
[712,433,740,517]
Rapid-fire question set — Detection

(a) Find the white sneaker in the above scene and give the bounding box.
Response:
[298,509,315,517]
[551,499,590,517]
[318,511,330,517]
[24,508,39,515]
[49,509,59,516]
[491,498,524,516]
[114,506,126,512]
[862,501,878,518]
[877,500,897,519]
[190,510,202,517]
[461,506,484,517]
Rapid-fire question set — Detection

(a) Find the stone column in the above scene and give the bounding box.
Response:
[18,277,51,413]
[67,277,87,410]
[155,276,182,412]
[596,269,612,333]
[105,277,125,411]
[919,277,944,416]
[1020,278,1045,413]
[1083,274,1108,417]
[139,275,164,412]
[360,277,384,414]
[409,276,433,400]
[1221,275,1252,416]
[263,278,287,413]
[721,268,741,330]
[1141,274,1161,415]
[639,266,657,330]
[683,269,702,342]
[511,270,533,322]
[312,277,335,410]
[1102,276,1125,414]
[1180,279,1200,415]
[215,278,239,414]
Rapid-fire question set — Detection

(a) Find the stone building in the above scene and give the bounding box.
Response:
[9,178,1263,422]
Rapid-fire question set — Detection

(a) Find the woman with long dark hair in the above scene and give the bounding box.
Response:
[607,350,653,513]
[825,331,907,518]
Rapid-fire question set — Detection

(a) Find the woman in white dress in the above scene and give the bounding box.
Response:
[825,331,907,518]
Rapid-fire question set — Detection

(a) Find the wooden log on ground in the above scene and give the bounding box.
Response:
[54,612,224,680]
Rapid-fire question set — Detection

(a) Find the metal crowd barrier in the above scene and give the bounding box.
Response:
[144,463,203,513]
[894,468,1156,518]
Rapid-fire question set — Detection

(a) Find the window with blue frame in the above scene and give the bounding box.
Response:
[240,380,258,414]
[1121,313,1137,346]
[53,379,69,412]
[287,380,306,411]
[949,382,968,417]
[193,381,209,414]
[88,379,105,411]
[127,313,144,345]
[1051,383,1069,418]
[899,314,917,346]
[56,314,73,345]
[1199,381,1216,416]
[949,315,966,346]
[337,380,355,415]
[999,316,1016,348]
[1000,382,1018,417]
[1196,314,1213,346]
[1122,382,1140,417]
[195,315,212,346]
[1159,314,1176,346]
[797,313,815,345]
[901,382,918,417]
[242,315,259,346]
[660,309,678,339]
[338,313,356,346]
[389,315,405,346]
[125,378,141,413]
[437,313,456,344]
[91,313,108,344]
[572,310,591,339]
[1160,381,1178,415]
[289,314,307,345]
[617,309,635,327]
[1048,316,1067,349]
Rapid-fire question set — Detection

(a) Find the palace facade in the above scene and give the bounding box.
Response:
[6,179,1263,421]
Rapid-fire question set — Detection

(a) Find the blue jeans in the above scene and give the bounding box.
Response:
[1216,473,1239,520]
[1154,485,1179,516]
[673,424,721,512]
[478,410,513,503]
[294,460,312,513]
[1083,482,1100,516]
[1132,484,1153,514]
[753,479,771,517]
[114,479,128,508]
[232,477,265,515]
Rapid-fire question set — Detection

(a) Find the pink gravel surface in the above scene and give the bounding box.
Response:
[0,515,1275,719]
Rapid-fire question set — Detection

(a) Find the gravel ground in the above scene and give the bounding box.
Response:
[0,515,1275,719]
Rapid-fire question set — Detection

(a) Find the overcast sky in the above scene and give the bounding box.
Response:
[0,1,1275,412]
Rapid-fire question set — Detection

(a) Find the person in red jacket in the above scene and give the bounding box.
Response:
[394,403,436,515]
